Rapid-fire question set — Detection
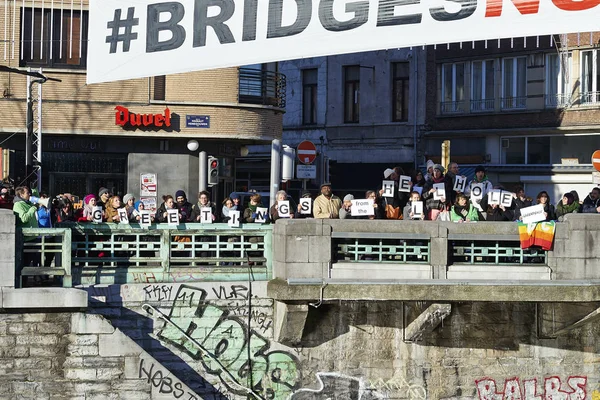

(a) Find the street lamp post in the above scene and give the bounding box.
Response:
[187,140,207,192]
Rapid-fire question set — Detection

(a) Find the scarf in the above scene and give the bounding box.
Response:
[453,204,469,220]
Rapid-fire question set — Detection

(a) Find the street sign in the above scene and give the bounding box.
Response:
[297,165,316,179]
[593,150,600,172]
[297,141,317,165]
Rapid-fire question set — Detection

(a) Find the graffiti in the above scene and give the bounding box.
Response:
[213,284,250,300]
[153,285,301,400]
[292,372,386,400]
[592,390,600,400]
[227,306,273,334]
[368,376,426,399]
[139,357,200,400]
[476,376,587,400]
[133,272,158,283]
[144,284,174,301]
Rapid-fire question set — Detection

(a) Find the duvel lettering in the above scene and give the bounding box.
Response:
[115,106,171,129]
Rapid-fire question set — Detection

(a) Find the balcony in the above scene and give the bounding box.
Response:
[580,91,600,105]
[440,101,466,114]
[500,96,527,110]
[545,93,572,108]
[238,68,286,108]
[470,98,495,112]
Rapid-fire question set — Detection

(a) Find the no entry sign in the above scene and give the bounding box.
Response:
[297,141,317,165]
[593,150,600,172]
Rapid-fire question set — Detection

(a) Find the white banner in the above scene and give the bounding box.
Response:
[87,0,600,84]
[520,204,546,224]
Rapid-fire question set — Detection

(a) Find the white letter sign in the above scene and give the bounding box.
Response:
[92,206,103,223]
[118,208,129,224]
[488,189,501,205]
[399,175,412,193]
[255,207,269,223]
[228,210,240,227]
[411,201,424,219]
[300,198,312,215]
[200,207,213,224]
[433,183,446,201]
[140,211,152,227]
[167,209,179,226]
[278,201,290,218]
[351,199,374,217]
[500,191,514,208]
[453,175,467,192]
[382,180,395,198]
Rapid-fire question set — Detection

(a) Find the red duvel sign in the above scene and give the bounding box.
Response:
[297,140,317,165]
[115,106,171,128]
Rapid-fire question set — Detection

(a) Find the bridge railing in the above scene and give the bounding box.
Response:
[18,223,273,287]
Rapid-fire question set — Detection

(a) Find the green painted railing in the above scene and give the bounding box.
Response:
[19,223,273,286]
[450,238,546,265]
[333,233,431,264]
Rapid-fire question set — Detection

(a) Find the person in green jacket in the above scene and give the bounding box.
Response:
[12,186,38,229]
[12,186,41,267]
[451,194,479,223]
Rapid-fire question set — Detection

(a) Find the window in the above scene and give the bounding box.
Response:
[501,136,550,164]
[471,60,495,111]
[302,68,318,125]
[501,57,527,109]
[441,63,465,114]
[153,76,166,101]
[20,7,88,69]
[392,62,409,121]
[546,52,572,108]
[580,50,600,104]
[343,65,360,123]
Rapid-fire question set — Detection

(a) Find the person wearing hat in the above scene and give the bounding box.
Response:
[425,159,435,183]
[123,193,141,221]
[295,191,313,218]
[0,187,12,210]
[313,183,342,219]
[422,164,453,220]
[175,190,194,222]
[339,194,356,219]
[465,165,493,214]
[229,192,245,216]
[98,187,111,209]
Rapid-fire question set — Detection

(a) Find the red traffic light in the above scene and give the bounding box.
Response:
[210,160,218,169]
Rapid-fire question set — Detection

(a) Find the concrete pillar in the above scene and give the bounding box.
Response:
[0,209,16,288]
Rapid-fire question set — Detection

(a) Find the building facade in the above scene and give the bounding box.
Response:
[426,34,600,202]
[274,48,427,197]
[0,0,284,205]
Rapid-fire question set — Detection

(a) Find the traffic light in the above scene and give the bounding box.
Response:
[208,156,219,186]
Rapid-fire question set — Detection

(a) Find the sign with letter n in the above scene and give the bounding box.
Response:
[86,0,600,83]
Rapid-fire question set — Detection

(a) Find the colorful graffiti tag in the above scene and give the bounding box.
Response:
[476,376,587,400]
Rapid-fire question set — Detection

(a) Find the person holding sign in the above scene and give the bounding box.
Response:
[191,191,217,222]
[82,194,99,222]
[295,191,313,219]
[513,186,533,221]
[339,194,356,219]
[535,191,556,221]
[465,165,493,212]
[380,168,409,220]
[155,195,182,223]
[422,164,452,220]
[270,190,294,222]
[479,187,514,221]
[104,196,123,223]
[365,190,384,219]
[313,183,342,219]
[450,194,479,223]
[403,191,427,220]
[243,193,269,223]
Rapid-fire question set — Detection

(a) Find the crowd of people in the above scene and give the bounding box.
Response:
[2,161,600,229]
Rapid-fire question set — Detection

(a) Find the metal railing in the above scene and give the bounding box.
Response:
[18,228,72,287]
[440,101,466,114]
[470,98,495,112]
[18,223,273,287]
[580,91,600,105]
[500,96,527,110]
[239,68,286,108]
[449,235,546,265]
[333,233,430,264]
[545,93,572,108]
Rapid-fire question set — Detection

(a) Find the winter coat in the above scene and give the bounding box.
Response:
[243,203,270,223]
[556,200,580,218]
[313,194,342,219]
[479,193,514,221]
[13,196,38,229]
[190,202,216,222]
[37,206,52,228]
[403,200,428,220]
[422,175,453,213]
[451,204,479,222]
[513,197,533,220]
[582,195,600,213]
